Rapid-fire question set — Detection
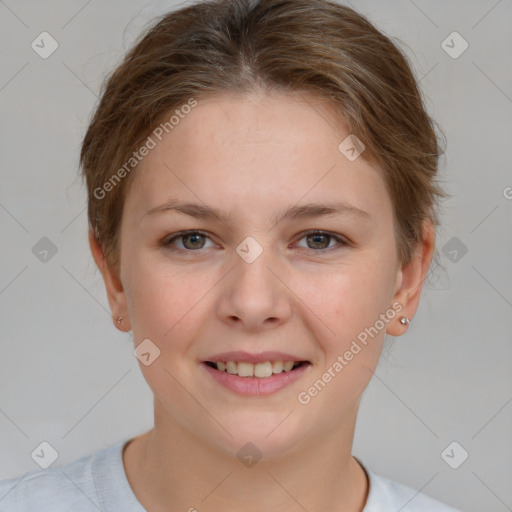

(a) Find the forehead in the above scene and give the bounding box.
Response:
[125,91,391,225]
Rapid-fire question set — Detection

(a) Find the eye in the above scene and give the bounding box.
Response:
[164,230,216,251]
[163,229,349,253]
[294,230,348,252]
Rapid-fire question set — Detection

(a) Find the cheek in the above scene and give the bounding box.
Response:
[297,258,395,345]
[125,261,209,400]
[125,256,215,346]
[295,264,393,415]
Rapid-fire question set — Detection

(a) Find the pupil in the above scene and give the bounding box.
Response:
[185,233,204,249]
[308,233,328,249]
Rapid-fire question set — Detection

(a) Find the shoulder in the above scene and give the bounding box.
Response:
[357,458,462,512]
[0,453,97,512]
[0,440,128,512]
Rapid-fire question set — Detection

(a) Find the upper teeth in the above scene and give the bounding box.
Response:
[215,361,297,378]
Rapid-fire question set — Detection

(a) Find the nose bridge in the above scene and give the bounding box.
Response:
[233,233,280,297]
[219,233,290,327]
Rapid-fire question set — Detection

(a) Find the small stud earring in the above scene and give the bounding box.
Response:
[399,316,409,326]
[117,316,122,325]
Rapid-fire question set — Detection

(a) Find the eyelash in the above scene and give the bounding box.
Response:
[163,229,349,254]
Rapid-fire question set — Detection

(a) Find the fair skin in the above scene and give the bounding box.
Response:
[89,90,434,512]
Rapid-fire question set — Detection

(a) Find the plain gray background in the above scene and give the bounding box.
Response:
[1,1,511,511]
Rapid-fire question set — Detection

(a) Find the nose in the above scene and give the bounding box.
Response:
[216,239,292,332]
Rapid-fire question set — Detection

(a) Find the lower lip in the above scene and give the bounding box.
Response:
[201,362,311,396]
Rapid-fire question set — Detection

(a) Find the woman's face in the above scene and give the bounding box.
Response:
[111,91,411,458]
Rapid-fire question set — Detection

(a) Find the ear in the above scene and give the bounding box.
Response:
[88,229,130,331]
[386,220,435,336]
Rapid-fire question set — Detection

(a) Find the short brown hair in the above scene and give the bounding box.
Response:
[80,0,447,277]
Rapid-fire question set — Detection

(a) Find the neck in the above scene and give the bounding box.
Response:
[123,401,369,512]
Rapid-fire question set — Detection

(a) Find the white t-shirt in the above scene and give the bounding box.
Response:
[0,438,462,511]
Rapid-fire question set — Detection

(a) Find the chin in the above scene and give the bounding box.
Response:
[202,413,306,462]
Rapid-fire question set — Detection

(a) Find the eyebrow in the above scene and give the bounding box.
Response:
[143,199,371,224]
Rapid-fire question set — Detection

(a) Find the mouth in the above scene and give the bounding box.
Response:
[202,360,311,378]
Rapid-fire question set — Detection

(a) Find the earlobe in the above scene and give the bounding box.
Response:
[386,221,435,337]
[88,229,130,332]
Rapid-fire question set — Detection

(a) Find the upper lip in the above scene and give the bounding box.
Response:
[203,351,309,364]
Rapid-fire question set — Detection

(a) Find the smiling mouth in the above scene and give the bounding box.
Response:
[203,360,311,378]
